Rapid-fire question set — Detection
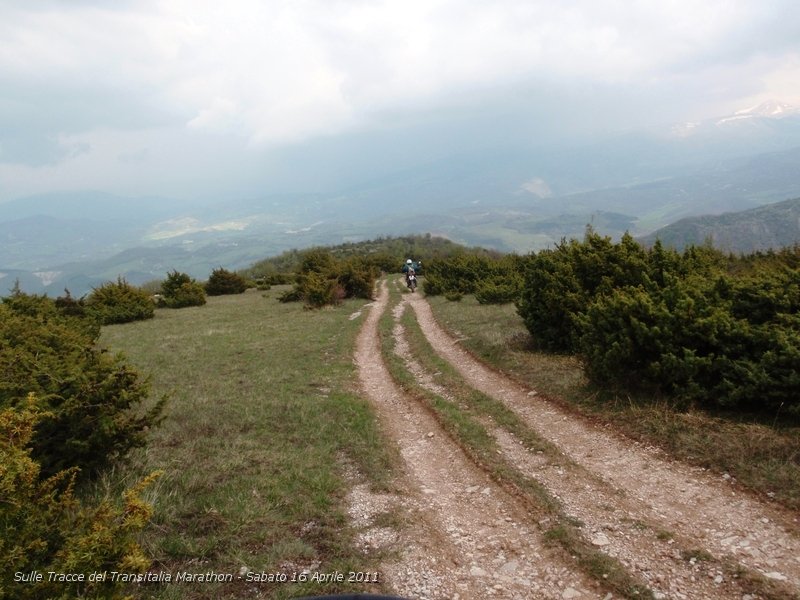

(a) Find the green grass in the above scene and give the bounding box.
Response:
[99,288,397,599]
[426,294,800,510]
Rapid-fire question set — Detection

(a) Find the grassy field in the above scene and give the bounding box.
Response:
[426,294,800,511]
[99,288,397,600]
[94,280,798,599]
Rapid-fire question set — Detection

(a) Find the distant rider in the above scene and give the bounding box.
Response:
[402,258,419,287]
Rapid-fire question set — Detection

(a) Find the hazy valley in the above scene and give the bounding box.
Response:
[3,102,800,296]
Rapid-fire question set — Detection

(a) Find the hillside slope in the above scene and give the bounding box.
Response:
[639,197,800,252]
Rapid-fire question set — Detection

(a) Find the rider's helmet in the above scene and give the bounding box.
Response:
[406,259,412,264]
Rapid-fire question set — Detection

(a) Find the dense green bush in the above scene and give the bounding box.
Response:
[277,286,304,303]
[422,253,524,304]
[517,232,652,351]
[338,257,380,300]
[577,272,800,414]
[4,287,93,333]
[299,248,337,275]
[54,288,87,317]
[279,249,378,308]
[164,282,207,308]
[516,249,584,352]
[84,278,155,325]
[576,279,676,390]
[301,271,344,308]
[0,298,165,480]
[475,279,522,305]
[514,233,800,413]
[206,267,249,296]
[422,253,492,296]
[160,270,207,308]
[0,401,159,600]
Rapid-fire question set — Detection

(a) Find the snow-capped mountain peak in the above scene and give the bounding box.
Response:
[718,100,800,124]
[734,100,798,117]
[672,100,800,136]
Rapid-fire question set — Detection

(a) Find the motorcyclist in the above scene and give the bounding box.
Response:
[402,259,419,287]
[402,258,420,274]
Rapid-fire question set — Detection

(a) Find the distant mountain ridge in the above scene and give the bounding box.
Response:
[5,101,800,295]
[639,198,800,253]
[718,100,800,122]
[672,99,800,137]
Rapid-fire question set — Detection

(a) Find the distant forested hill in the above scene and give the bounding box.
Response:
[239,234,497,279]
[639,198,800,253]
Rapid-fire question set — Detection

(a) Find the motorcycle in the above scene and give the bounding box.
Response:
[406,271,417,292]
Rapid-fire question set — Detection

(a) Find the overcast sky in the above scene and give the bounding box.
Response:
[1,0,799,202]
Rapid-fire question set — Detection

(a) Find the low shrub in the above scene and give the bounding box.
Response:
[0,299,165,480]
[279,249,378,308]
[84,278,155,325]
[513,235,800,414]
[517,232,651,351]
[278,287,303,303]
[206,267,249,296]
[301,271,343,309]
[421,272,446,296]
[423,253,525,303]
[577,272,800,414]
[0,400,160,600]
[475,278,522,305]
[337,257,379,300]
[54,288,87,317]
[163,282,207,308]
[161,271,206,308]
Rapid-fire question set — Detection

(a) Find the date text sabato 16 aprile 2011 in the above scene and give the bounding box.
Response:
[14,570,381,585]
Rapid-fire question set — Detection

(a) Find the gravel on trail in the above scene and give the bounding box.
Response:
[349,279,800,600]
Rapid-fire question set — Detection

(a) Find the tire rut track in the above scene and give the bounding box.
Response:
[355,280,600,599]
[394,295,734,599]
[403,288,800,599]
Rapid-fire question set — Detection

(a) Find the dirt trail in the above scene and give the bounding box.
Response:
[403,287,800,598]
[354,280,601,599]
[394,298,733,599]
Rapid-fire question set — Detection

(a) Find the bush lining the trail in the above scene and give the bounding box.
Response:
[516,231,652,352]
[422,252,523,304]
[576,272,800,414]
[516,232,800,415]
[0,400,161,600]
[280,250,379,308]
[0,295,165,480]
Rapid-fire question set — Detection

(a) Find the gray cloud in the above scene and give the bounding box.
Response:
[0,74,173,166]
[0,0,798,200]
